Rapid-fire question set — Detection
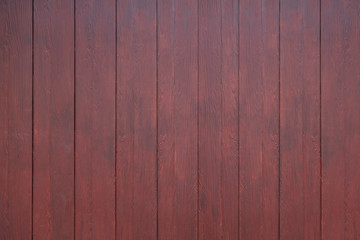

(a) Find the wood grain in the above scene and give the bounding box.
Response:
[280,0,321,239]
[116,0,157,239]
[75,0,115,239]
[3,1,360,239]
[33,0,75,239]
[199,0,239,239]
[157,0,198,239]
[322,0,360,239]
[0,0,32,239]
[239,0,279,239]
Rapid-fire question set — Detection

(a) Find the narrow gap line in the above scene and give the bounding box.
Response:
[114,0,118,239]
[219,1,224,236]
[237,0,240,238]
[319,0,322,239]
[197,0,200,239]
[155,0,159,239]
[278,0,281,239]
[31,0,34,239]
[73,0,76,239]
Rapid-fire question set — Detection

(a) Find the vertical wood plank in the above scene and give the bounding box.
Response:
[239,0,279,239]
[157,0,198,239]
[280,0,320,239]
[0,0,32,239]
[75,0,115,239]
[33,0,74,239]
[198,0,238,239]
[117,0,157,239]
[322,0,360,239]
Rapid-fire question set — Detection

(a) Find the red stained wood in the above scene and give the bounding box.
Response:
[75,0,115,239]
[157,0,198,239]
[322,0,360,239]
[280,0,321,239]
[198,0,239,239]
[239,0,279,239]
[3,1,360,239]
[0,1,32,239]
[116,0,157,239]
[33,0,74,239]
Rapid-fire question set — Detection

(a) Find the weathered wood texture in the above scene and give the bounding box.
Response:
[2,1,360,239]
[157,0,198,239]
[280,0,321,239]
[239,0,279,239]
[75,0,116,239]
[322,0,360,239]
[0,0,32,239]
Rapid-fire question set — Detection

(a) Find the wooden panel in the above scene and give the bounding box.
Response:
[33,0,74,239]
[239,0,279,239]
[198,0,238,239]
[3,1,360,238]
[116,0,157,239]
[0,0,32,239]
[280,0,320,239]
[322,0,360,239]
[157,0,198,239]
[75,0,115,239]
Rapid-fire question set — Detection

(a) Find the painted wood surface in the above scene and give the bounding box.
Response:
[1,0,360,239]
[0,0,32,239]
[116,0,157,239]
[75,0,116,239]
[198,0,239,239]
[157,0,198,239]
[280,0,321,239]
[239,0,279,239]
[33,0,75,239]
[322,0,360,239]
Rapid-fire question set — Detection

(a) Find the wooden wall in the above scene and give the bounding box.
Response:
[1,0,359,239]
